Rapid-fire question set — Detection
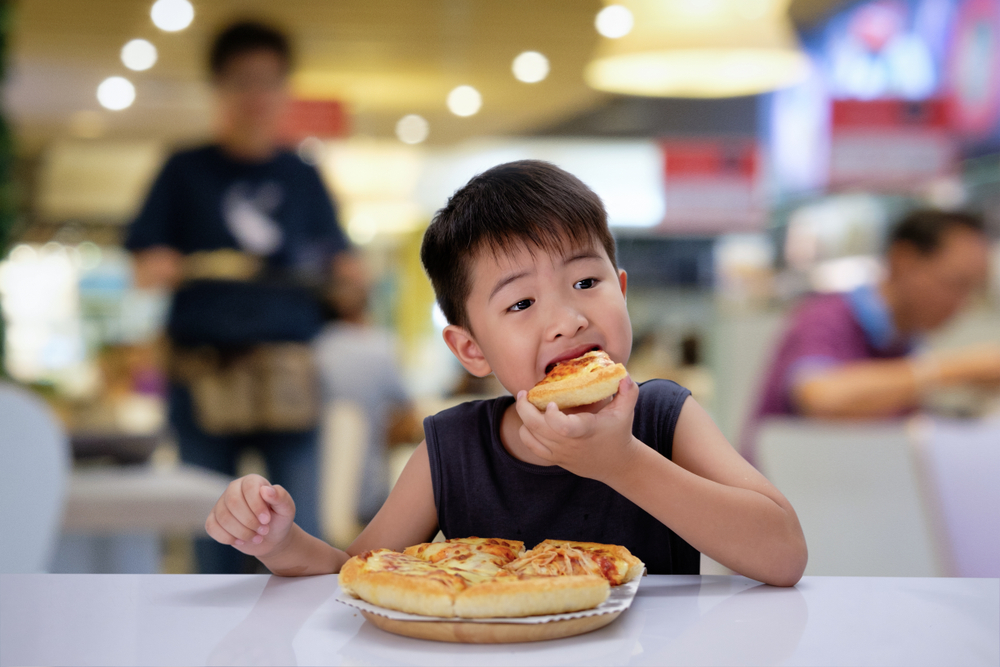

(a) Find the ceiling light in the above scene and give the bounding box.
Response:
[447,86,482,117]
[596,5,634,38]
[512,51,550,83]
[396,115,429,144]
[97,77,136,110]
[151,0,194,32]
[586,0,810,98]
[121,39,157,71]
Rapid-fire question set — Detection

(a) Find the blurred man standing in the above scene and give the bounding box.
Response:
[748,210,1000,458]
[125,21,357,572]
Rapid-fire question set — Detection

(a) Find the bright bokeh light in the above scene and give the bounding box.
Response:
[512,51,550,83]
[596,5,634,38]
[97,76,136,110]
[447,85,482,117]
[0,243,84,381]
[431,303,449,330]
[297,136,325,165]
[151,0,194,32]
[121,39,157,71]
[396,114,430,144]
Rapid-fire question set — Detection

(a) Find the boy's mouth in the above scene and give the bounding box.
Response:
[544,345,602,375]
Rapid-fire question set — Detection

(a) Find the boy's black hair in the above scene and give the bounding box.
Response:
[209,20,292,78]
[420,160,617,331]
[887,209,985,255]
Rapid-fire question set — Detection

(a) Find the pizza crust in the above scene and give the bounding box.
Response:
[346,570,463,618]
[527,350,628,410]
[454,575,609,619]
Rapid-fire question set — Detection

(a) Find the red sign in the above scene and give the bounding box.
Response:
[280,99,349,143]
[829,99,957,188]
[832,99,949,128]
[659,140,763,233]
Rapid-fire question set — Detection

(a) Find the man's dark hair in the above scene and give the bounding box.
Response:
[887,209,985,255]
[420,160,617,331]
[209,20,292,77]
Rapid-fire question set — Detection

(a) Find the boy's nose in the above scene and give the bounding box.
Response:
[546,306,588,339]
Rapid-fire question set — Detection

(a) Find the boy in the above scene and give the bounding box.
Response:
[206,161,808,586]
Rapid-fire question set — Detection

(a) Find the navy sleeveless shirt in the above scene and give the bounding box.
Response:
[424,379,699,575]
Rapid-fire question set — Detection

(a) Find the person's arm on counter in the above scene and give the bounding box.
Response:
[793,344,1000,418]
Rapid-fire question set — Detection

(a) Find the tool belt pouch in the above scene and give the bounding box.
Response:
[171,343,319,435]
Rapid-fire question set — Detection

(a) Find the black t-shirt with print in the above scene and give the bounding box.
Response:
[125,145,349,345]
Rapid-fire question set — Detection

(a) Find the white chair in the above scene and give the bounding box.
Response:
[0,382,71,572]
[320,400,368,549]
[912,417,1000,577]
[756,418,944,577]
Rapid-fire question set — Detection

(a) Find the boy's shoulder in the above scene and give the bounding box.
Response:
[635,378,691,408]
[634,376,691,411]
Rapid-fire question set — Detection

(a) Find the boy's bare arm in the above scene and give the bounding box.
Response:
[622,398,806,586]
[515,382,807,587]
[205,443,439,575]
[346,442,440,554]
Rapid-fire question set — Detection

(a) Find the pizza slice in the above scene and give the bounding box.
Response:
[504,539,644,586]
[526,350,628,410]
[339,548,470,618]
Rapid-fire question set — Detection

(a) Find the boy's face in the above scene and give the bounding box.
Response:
[444,237,632,398]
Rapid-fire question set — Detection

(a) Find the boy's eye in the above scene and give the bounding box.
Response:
[509,299,533,312]
[574,278,598,289]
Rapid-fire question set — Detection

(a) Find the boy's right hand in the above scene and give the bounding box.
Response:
[205,474,296,559]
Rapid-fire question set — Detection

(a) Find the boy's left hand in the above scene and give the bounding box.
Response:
[515,375,641,483]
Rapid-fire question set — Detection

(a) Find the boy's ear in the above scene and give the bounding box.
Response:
[618,269,628,300]
[442,325,493,377]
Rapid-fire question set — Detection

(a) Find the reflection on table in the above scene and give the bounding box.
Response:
[1,573,996,666]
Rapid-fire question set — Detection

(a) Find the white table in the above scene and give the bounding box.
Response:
[1,574,996,666]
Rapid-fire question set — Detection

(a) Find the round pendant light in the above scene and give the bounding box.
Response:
[585,0,811,98]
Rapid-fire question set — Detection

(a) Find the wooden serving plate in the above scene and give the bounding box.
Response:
[360,609,623,644]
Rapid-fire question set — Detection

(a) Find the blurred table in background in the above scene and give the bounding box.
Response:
[53,461,231,573]
[756,414,1000,578]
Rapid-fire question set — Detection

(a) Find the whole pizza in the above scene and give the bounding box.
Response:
[339,537,644,619]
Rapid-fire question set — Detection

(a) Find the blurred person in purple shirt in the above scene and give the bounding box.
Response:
[747,209,1000,461]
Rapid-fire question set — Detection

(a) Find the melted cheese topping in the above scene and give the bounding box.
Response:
[538,350,615,386]
[404,537,524,581]
[357,549,473,588]
[503,545,623,584]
